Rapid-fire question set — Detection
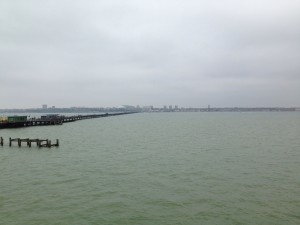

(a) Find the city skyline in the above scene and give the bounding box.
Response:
[1,103,299,109]
[0,104,298,114]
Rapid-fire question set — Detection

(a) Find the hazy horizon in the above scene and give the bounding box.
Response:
[1,0,299,108]
[0,104,299,110]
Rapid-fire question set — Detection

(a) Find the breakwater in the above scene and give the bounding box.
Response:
[0,112,135,129]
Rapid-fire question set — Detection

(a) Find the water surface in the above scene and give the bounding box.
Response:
[0,112,299,225]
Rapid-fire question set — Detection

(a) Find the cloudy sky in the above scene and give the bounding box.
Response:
[0,0,299,108]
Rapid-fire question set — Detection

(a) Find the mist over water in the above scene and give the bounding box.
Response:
[0,112,299,225]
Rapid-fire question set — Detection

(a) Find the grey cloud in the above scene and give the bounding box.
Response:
[0,0,300,108]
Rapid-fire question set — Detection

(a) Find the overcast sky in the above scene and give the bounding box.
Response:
[0,0,299,108]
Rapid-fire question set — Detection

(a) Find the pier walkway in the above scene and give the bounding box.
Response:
[0,112,135,129]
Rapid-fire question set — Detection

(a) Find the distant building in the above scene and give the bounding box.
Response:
[122,105,136,110]
[175,105,178,110]
[42,104,47,109]
[142,106,153,112]
[169,105,172,110]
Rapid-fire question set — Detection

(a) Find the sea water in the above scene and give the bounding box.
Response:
[0,112,299,225]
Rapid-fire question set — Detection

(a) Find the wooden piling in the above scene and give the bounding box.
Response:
[28,140,31,147]
[38,139,48,147]
[47,139,59,147]
[29,139,40,147]
[10,138,21,146]
[3,137,59,148]
[19,138,29,147]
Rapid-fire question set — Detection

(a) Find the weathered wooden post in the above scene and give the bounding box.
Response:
[9,137,11,147]
[18,138,21,147]
[27,139,31,147]
[48,140,51,148]
[0,137,3,146]
[56,139,59,147]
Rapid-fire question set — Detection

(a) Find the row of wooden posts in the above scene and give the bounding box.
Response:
[0,137,59,148]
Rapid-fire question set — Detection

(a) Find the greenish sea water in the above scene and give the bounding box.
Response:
[0,112,299,225]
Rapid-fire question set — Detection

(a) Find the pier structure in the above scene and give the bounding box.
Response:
[5,137,59,148]
[0,112,135,129]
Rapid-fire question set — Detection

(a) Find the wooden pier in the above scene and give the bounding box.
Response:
[0,137,59,148]
[0,112,135,129]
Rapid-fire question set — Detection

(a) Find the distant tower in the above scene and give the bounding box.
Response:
[208,104,210,112]
[42,104,47,109]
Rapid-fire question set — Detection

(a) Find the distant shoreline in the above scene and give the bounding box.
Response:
[0,107,298,114]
